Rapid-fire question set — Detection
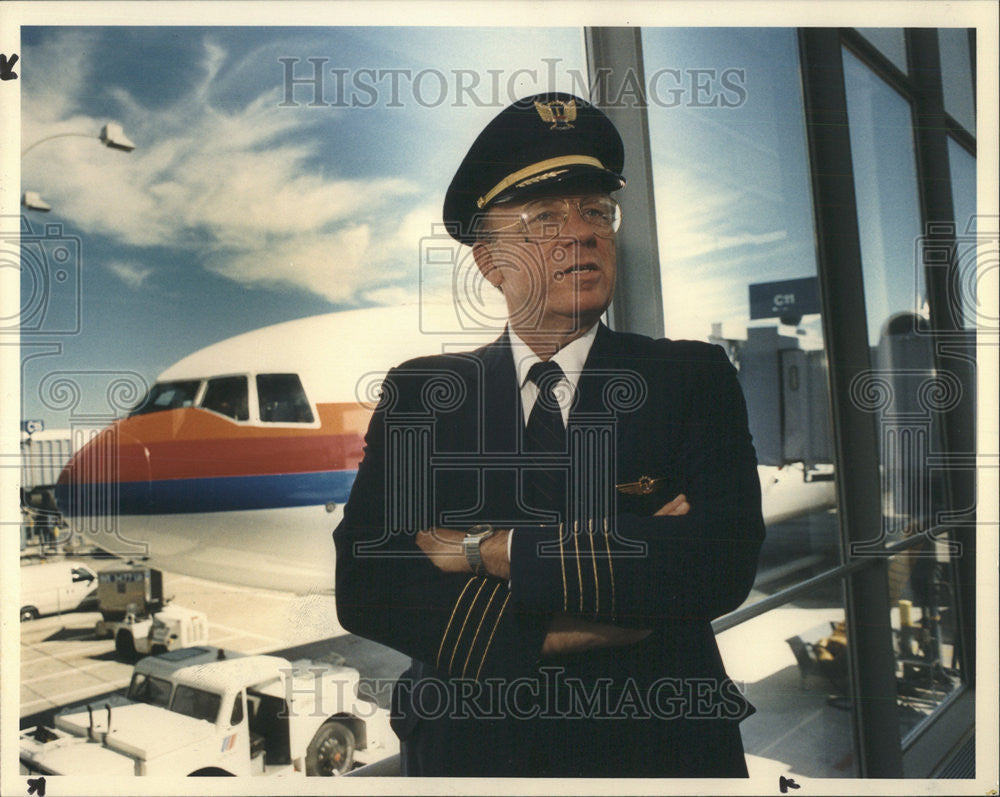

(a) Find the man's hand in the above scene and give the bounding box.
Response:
[542,613,652,656]
[416,527,511,579]
[655,493,690,516]
[537,494,688,656]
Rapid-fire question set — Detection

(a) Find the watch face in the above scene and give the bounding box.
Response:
[468,524,494,538]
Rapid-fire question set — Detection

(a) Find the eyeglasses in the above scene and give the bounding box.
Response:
[482,195,622,243]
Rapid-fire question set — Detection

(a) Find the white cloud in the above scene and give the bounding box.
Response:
[654,172,791,264]
[106,261,154,289]
[19,31,94,128]
[360,285,418,307]
[20,32,424,306]
[208,225,374,304]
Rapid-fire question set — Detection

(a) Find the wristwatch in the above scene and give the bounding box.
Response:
[463,524,496,575]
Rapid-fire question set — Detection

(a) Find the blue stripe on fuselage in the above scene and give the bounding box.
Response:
[56,470,358,516]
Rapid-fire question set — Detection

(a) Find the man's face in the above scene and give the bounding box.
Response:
[472,192,618,335]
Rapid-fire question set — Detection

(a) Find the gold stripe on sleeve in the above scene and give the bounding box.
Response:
[603,518,616,617]
[474,592,512,681]
[558,522,568,612]
[588,519,600,616]
[436,577,477,671]
[461,582,502,678]
[573,521,584,613]
[448,578,489,674]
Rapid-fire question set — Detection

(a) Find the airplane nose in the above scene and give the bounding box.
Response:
[55,423,152,529]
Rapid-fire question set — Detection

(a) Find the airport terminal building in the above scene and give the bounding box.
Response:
[573,26,982,780]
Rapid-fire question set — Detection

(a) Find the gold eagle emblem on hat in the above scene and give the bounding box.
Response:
[534,99,577,130]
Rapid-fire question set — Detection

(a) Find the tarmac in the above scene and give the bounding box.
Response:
[18,545,953,781]
[18,550,408,731]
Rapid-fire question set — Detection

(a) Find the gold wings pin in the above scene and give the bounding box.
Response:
[615,475,668,495]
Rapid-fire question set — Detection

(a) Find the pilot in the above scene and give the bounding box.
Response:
[334,92,765,777]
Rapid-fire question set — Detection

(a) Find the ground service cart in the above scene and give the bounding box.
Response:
[93,564,209,660]
[20,646,397,777]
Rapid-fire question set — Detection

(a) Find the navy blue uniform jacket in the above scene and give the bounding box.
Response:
[334,323,765,777]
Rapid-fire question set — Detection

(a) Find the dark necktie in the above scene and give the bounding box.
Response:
[523,361,567,516]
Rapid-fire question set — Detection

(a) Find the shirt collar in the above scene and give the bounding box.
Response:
[508,322,600,393]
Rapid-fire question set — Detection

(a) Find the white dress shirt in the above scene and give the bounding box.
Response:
[508,322,600,427]
[504,323,600,561]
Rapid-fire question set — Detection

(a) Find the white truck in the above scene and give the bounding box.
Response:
[20,561,98,621]
[20,646,398,777]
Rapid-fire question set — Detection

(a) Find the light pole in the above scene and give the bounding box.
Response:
[21,123,136,211]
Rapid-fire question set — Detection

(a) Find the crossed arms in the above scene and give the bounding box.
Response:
[333,344,764,680]
[415,493,691,656]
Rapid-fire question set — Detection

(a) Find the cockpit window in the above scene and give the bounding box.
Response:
[200,376,249,421]
[129,380,202,417]
[257,374,314,423]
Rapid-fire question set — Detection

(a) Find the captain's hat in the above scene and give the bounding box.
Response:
[443,92,625,245]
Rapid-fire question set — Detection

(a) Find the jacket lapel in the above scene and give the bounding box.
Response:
[571,322,620,419]
[478,328,521,454]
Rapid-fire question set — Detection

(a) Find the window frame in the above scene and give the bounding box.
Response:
[587,23,978,779]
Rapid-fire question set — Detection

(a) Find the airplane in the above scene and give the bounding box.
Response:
[54,304,836,594]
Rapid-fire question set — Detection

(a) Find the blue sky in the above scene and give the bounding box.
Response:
[14,22,983,429]
[18,26,589,427]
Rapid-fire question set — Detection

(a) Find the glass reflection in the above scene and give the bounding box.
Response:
[843,48,927,348]
[844,49,957,540]
[855,28,908,73]
[843,43,968,745]
[716,580,857,778]
[938,29,976,134]
[887,542,963,738]
[642,28,839,602]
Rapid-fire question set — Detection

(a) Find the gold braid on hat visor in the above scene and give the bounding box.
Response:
[476,155,608,209]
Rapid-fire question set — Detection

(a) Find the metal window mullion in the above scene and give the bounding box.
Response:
[714,520,954,633]
[945,121,977,158]
[906,27,977,687]
[968,29,976,118]
[584,27,664,340]
[713,556,875,634]
[798,27,904,779]
[841,28,915,99]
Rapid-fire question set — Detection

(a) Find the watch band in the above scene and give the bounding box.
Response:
[463,524,495,575]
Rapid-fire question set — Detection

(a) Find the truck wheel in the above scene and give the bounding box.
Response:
[115,631,137,661]
[305,721,355,776]
[188,767,234,776]
[20,606,39,622]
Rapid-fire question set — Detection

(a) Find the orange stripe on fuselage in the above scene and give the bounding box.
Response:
[119,402,370,442]
[64,402,374,483]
